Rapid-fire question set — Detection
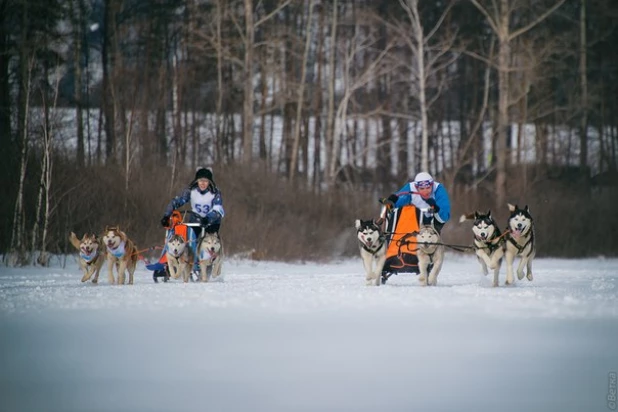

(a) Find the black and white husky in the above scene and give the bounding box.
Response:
[504,204,536,285]
[166,234,195,283]
[355,219,386,286]
[460,211,505,287]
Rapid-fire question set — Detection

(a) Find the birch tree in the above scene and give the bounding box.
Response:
[470,0,565,206]
[289,0,315,182]
[397,0,458,174]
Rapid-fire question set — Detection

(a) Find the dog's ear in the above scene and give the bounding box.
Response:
[410,231,419,237]
[524,205,530,213]
[486,210,491,217]
[355,219,361,230]
[507,203,516,212]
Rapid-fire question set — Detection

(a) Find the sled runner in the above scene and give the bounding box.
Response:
[381,205,424,284]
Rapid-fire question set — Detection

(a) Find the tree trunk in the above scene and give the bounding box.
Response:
[579,0,588,176]
[242,0,255,162]
[289,0,315,182]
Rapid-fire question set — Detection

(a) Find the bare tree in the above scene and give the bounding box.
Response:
[470,0,566,206]
[289,0,315,182]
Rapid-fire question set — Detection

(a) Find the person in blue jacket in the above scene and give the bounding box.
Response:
[382,172,451,233]
[161,167,224,235]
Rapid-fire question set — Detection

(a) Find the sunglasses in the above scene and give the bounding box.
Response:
[415,180,433,189]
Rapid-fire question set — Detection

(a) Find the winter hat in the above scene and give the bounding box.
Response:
[413,172,433,189]
[194,167,216,187]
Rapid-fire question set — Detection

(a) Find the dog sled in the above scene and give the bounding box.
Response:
[380,205,430,284]
[145,210,206,283]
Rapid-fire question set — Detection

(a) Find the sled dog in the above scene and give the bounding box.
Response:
[166,234,195,283]
[355,219,386,286]
[460,211,505,287]
[102,226,138,285]
[504,204,536,285]
[412,224,444,286]
[69,232,106,283]
[198,232,223,282]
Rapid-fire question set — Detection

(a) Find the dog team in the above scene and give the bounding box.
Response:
[356,172,536,287]
[70,167,225,285]
[70,168,534,288]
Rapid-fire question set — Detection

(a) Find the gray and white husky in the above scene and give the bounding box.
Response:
[355,219,387,286]
[504,204,536,285]
[166,234,195,283]
[198,232,224,282]
[412,224,444,286]
[460,210,504,287]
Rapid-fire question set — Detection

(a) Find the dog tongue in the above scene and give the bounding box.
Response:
[512,229,522,237]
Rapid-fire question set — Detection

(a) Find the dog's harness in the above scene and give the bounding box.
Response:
[80,249,100,264]
[199,248,219,265]
[359,233,386,255]
[106,241,126,258]
[507,227,534,255]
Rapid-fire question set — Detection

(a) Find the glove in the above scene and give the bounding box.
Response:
[161,215,170,228]
[425,197,440,212]
[379,194,399,208]
[202,211,221,226]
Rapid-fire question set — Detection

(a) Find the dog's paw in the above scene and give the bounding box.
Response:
[526,272,533,281]
[517,271,525,280]
[418,275,427,286]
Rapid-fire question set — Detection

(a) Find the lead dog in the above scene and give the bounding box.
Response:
[412,224,444,286]
[355,219,386,286]
[460,211,505,287]
[504,204,536,285]
[69,232,106,283]
[102,226,138,285]
[166,234,195,283]
[198,232,223,282]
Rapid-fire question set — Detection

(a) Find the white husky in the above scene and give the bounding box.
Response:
[355,219,387,286]
[166,234,195,283]
[504,204,536,285]
[198,232,224,282]
[413,224,444,286]
[460,211,505,287]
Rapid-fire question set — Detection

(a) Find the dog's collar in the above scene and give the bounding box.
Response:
[107,241,126,258]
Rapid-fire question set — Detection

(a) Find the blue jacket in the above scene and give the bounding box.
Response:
[393,181,451,224]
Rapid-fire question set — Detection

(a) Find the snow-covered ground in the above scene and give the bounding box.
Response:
[1,254,617,412]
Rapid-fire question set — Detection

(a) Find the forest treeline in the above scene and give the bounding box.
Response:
[0,0,617,264]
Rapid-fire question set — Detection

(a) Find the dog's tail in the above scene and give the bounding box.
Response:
[69,232,82,250]
[459,213,476,223]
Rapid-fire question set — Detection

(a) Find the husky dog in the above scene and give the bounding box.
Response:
[198,232,224,282]
[504,204,536,285]
[412,224,444,286]
[460,211,505,287]
[69,232,106,283]
[166,234,195,283]
[355,219,386,286]
[102,226,138,285]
